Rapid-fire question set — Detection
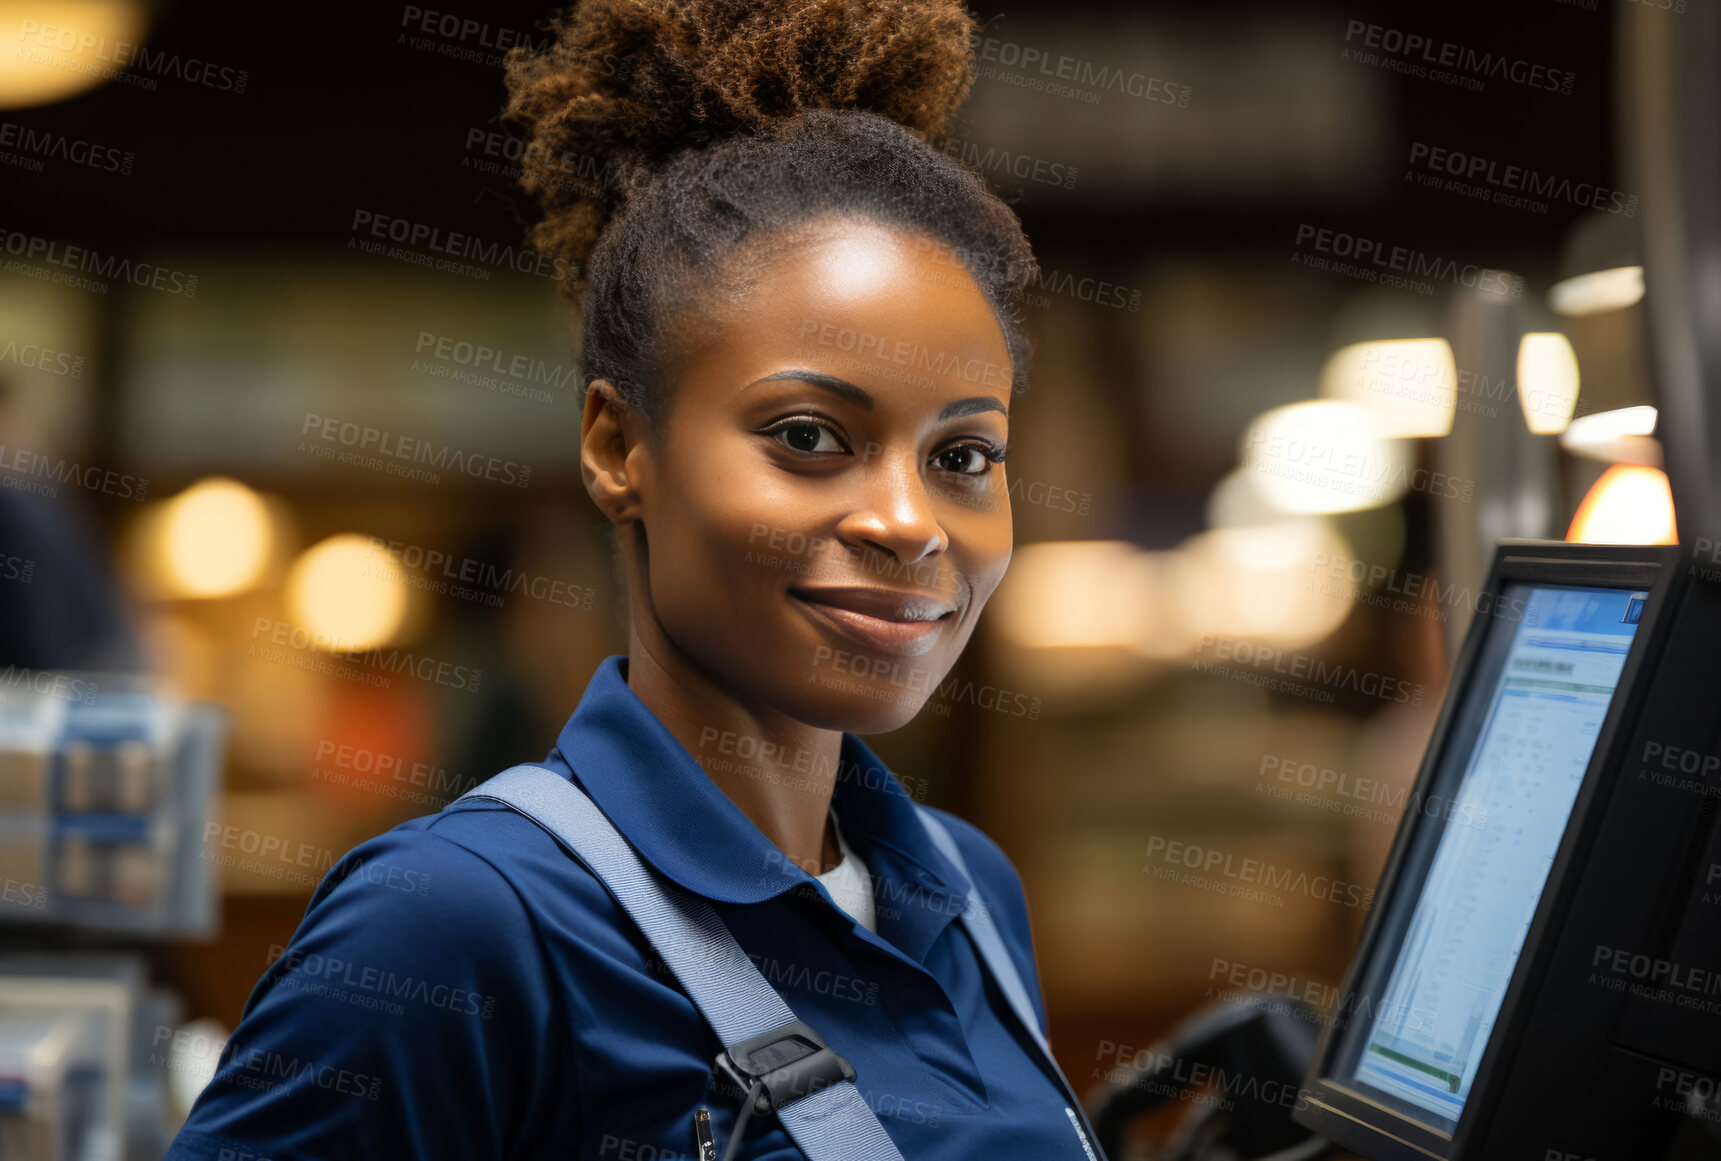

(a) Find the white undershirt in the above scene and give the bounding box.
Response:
[814,807,877,933]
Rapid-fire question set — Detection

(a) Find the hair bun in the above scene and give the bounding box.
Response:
[502,0,981,284]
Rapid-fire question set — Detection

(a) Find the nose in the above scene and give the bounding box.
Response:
[835,448,949,565]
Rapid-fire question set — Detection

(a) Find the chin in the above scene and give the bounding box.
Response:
[771,670,942,736]
[817,692,928,736]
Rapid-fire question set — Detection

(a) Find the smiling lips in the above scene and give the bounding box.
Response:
[789,585,957,656]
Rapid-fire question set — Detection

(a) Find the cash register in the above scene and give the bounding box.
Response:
[1293,539,1721,1160]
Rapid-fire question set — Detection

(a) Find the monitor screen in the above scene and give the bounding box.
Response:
[1333,582,1648,1130]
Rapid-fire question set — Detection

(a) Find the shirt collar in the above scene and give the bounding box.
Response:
[540,654,973,908]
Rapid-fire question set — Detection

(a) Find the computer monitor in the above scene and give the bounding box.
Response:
[1344,582,1644,1125]
[1295,541,1687,1160]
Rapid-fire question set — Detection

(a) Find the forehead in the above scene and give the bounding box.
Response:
[686,221,1016,408]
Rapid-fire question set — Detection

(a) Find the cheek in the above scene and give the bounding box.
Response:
[644,452,806,622]
[946,498,1013,610]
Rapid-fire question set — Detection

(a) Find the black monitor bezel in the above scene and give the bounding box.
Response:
[1294,540,1679,1161]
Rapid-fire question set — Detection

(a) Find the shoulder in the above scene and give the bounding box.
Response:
[303,805,552,947]
[281,812,575,1020]
[307,796,620,972]
[272,791,639,1046]
[170,803,592,1158]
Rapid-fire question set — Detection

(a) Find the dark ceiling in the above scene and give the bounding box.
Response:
[6,0,1618,287]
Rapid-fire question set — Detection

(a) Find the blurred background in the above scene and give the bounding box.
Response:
[0,0,1686,1155]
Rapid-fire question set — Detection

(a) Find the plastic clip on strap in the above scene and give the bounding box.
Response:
[713,1019,858,1161]
[454,765,905,1161]
[715,1018,857,1116]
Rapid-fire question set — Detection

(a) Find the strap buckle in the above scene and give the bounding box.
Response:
[713,1019,858,1116]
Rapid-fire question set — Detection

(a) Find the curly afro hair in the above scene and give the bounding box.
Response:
[500,0,1041,429]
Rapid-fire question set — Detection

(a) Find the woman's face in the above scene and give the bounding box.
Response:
[610,218,1017,733]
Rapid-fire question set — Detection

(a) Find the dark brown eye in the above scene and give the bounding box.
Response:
[934,444,998,476]
[764,417,846,455]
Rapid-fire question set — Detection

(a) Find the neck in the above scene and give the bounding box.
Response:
[624,632,843,876]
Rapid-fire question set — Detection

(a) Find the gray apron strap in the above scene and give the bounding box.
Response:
[915,806,1107,1159]
[452,764,905,1161]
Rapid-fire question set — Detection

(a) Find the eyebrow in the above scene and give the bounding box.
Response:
[748,369,1008,420]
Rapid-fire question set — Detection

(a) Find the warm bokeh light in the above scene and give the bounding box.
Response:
[1516,332,1581,435]
[1239,400,1411,514]
[1319,338,1457,438]
[285,534,408,652]
[1561,405,1660,464]
[157,477,272,598]
[0,1,149,109]
[991,540,1161,650]
[1567,464,1678,545]
[1205,466,1280,529]
[1548,265,1645,318]
[1169,519,1355,648]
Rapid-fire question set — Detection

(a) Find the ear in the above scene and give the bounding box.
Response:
[580,379,648,522]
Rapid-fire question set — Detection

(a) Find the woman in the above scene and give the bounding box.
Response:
[164,1,1098,1157]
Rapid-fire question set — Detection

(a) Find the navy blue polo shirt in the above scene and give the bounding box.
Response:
[164,655,1094,1160]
